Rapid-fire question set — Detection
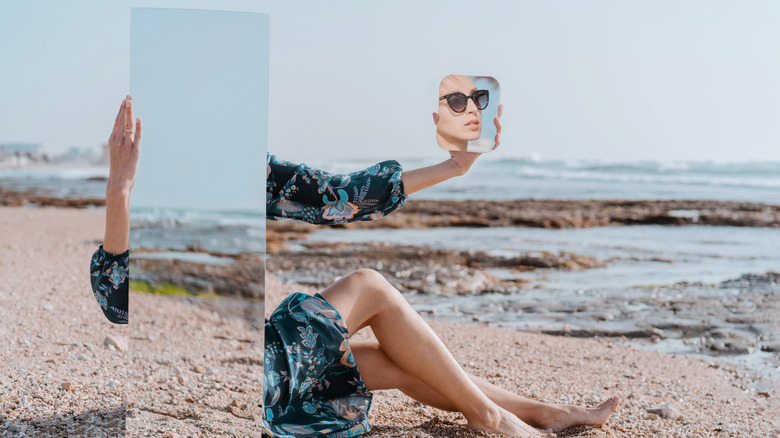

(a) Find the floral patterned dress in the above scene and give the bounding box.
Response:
[264,154,407,437]
[89,245,129,324]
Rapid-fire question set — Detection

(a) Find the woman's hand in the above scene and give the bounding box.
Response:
[102,95,141,255]
[106,95,142,196]
[401,104,503,195]
[449,103,503,175]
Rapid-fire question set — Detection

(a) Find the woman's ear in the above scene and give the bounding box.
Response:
[432,112,439,125]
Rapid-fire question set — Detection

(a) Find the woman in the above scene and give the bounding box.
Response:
[92,96,619,438]
[265,98,619,437]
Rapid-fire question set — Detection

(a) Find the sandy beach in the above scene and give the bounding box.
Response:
[2,205,778,437]
[0,207,264,437]
[0,207,128,436]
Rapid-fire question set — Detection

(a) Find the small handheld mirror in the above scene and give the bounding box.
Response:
[435,75,500,153]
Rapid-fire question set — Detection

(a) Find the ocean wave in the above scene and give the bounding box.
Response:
[511,166,780,189]
[480,158,780,176]
[131,207,264,228]
[0,166,109,180]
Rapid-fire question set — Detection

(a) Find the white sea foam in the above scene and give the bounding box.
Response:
[0,166,109,179]
[511,166,780,189]
[131,207,264,228]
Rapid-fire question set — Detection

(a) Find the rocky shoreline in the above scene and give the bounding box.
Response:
[408,272,780,364]
[0,187,105,208]
[265,236,779,381]
[267,198,780,252]
[268,199,780,238]
[131,254,264,300]
[268,241,603,295]
[3,186,779,228]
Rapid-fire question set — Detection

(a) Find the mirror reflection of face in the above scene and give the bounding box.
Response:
[436,75,482,151]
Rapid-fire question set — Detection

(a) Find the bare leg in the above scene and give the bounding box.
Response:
[320,270,553,438]
[351,341,619,433]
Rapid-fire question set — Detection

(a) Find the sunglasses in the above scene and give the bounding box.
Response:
[439,90,489,113]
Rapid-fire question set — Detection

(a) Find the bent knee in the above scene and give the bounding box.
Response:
[348,268,386,283]
[343,269,402,305]
[343,269,389,290]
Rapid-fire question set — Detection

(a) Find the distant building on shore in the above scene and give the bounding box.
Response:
[0,142,107,167]
[0,142,43,155]
[49,146,98,164]
[0,142,47,167]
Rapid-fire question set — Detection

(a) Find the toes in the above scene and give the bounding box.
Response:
[598,396,620,410]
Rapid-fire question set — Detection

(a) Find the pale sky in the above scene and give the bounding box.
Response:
[1,0,779,163]
[129,8,268,211]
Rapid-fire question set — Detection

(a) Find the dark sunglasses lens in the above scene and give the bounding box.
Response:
[474,91,489,110]
[447,93,468,112]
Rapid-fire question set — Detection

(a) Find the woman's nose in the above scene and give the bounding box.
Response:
[465,97,479,114]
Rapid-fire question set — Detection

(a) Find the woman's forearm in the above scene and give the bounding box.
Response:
[102,188,131,255]
[402,103,502,196]
[400,156,471,195]
[101,96,140,255]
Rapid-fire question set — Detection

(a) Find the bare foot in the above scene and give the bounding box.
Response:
[540,396,620,433]
[468,406,556,437]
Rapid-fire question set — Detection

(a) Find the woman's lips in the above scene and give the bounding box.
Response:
[465,120,480,130]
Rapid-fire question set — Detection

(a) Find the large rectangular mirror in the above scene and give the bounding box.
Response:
[129,8,267,435]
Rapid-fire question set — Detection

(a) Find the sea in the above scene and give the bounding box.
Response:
[309,157,780,204]
[2,157,777,264]
[2,158,778,383]
[0,165,265,257]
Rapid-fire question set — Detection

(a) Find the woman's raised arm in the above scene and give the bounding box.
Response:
[89,95,141,325]
[266,105,502,224]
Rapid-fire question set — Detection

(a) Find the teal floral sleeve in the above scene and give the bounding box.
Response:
[89,245,129,324]
[266,154,407,224]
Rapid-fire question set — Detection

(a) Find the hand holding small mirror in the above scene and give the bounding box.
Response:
[434,75,501,153]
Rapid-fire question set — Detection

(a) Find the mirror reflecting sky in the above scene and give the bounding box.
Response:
[129,8,268,212]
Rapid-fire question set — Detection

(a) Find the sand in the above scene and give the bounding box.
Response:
[3,206,778,437]
[0,207,264,437]
[126,289,263,437]
[1,207,128,437]
[266,275,780,437]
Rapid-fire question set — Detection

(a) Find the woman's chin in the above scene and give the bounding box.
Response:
[437,132,469,152]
